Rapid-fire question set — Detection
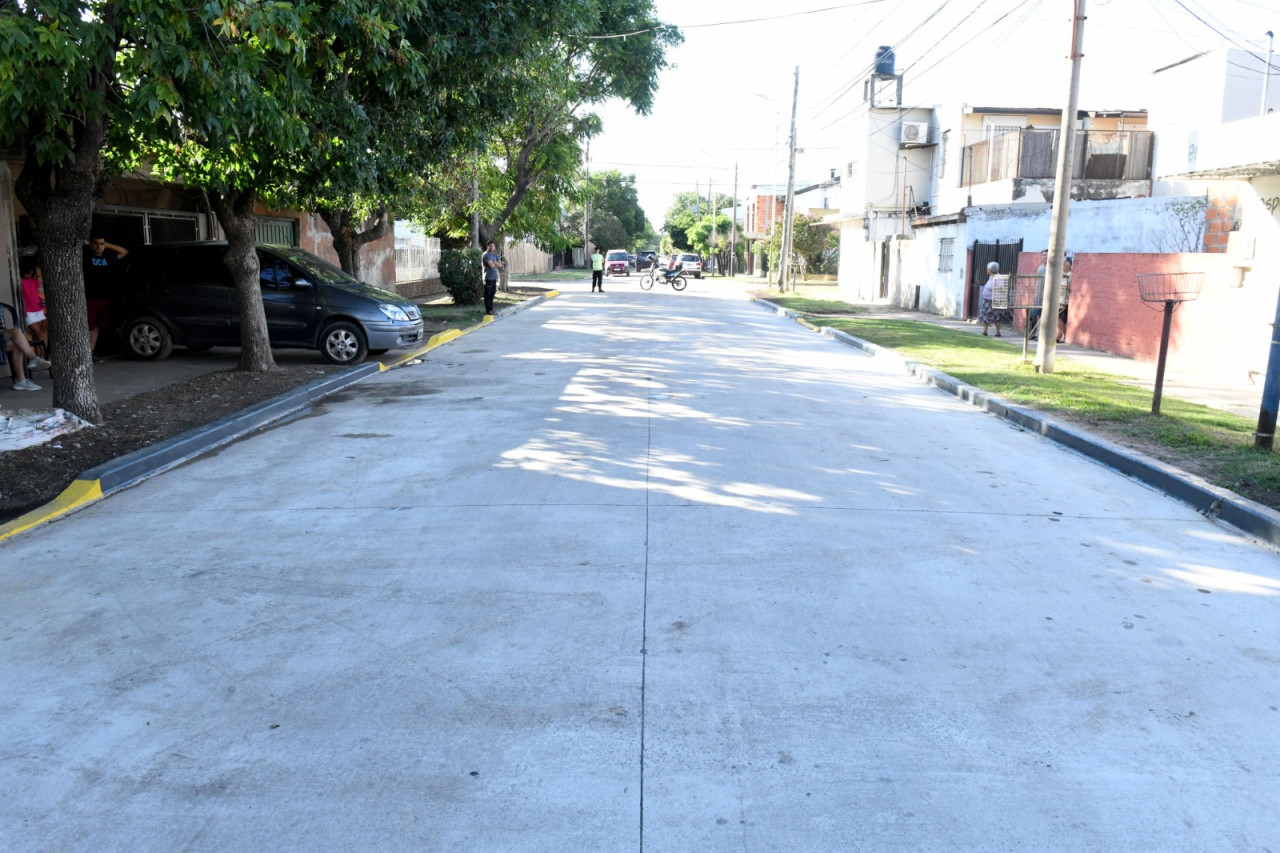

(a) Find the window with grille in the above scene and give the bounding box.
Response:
[256,217,299,246]
[938,237,954,272]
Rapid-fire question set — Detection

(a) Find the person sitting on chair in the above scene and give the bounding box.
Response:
[2,304,52,391]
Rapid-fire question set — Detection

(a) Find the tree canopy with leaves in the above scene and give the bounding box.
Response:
[662,190,732,252]
[425,0,680,250]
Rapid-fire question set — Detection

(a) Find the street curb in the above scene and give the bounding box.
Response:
[0,364,381,543]
[381,290,559,370]
[1,290,561,544]
[751,296,1280,548]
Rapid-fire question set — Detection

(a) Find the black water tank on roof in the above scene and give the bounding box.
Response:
[875,46,895,75]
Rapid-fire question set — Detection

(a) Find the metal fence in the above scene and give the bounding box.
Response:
[395,240,439,283]
[961,129,1154,187]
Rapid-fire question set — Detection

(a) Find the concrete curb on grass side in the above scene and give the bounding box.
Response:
[0,290,560,543]
[750,296,1280,549]
[0,364,379,543]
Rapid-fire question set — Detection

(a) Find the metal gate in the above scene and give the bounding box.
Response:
[967,239,1022,318]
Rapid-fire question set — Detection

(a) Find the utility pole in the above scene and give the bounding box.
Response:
[1262,30,1275,116]
[731,162,739,278]
[780,66,800,292]
[710,180,717,275]
[1035,0,1085,374]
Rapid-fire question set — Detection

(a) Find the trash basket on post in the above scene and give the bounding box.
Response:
[1003,274,1050,361]
[1136,271,1203,415]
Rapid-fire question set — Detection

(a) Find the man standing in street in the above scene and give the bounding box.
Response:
[590,247,604,293]
[482,241,503,316]
[83,235,128,362]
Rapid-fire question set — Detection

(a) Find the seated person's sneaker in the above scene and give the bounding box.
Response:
[13,378,41,391]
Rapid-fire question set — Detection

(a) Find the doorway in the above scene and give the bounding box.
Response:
[967,239,1022,318]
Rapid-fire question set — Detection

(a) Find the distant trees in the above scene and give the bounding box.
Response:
[763,215,837,280]
[663,190,733,252]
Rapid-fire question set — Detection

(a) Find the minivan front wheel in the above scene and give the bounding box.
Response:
[124,315,174,361]
[319,320,368,365]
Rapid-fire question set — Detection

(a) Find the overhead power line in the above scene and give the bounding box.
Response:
[585,0,885,40]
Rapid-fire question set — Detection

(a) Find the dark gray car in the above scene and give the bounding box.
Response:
[116,242,424,365]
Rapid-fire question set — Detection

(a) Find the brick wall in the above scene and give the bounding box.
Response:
[1008,250,1271,381]
[1203,192,1238,254]
[748,196,785,234]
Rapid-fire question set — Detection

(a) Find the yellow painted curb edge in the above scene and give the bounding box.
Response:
[0,478,103,543]
[382,328,467,370]
[382,291,560,370]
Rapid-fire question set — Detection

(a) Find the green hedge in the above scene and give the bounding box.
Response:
[439,247,483,306]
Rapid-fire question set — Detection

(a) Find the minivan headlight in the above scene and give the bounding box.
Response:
[379,304,411,322]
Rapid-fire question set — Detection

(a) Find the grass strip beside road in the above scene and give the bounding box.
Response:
[766,297,1280,512]
[416,289,542,328]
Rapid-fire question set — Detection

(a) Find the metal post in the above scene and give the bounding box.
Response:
[1035,0,1086,374]
[1151,300,1175,415]
[781,66,800,291]
[1254,283,1280,448]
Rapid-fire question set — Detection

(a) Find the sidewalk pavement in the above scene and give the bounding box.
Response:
[0,347,333,413]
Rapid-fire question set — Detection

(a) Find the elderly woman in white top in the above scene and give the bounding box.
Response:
[977,260,1009,337]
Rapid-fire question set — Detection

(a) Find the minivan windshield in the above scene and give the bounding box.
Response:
[606,251,628,260]
[276,247,362,286]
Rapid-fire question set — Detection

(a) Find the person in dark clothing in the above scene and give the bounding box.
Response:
[83,235,128,361]
[482,241,503,315]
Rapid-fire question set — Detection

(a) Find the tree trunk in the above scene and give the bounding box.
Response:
[209,188,276,372]
[318,204,390,279]
[15,143,105,424]
[318,208,356,276]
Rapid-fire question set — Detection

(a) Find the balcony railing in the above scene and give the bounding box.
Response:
[960,129,1153,187]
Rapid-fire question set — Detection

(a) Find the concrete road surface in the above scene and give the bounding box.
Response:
[4,280,1280,851]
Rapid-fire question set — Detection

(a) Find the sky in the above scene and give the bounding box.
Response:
[589,0,1280,230]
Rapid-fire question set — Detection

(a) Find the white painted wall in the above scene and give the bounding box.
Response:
[1233,176,1280,292]
[966,196,1210,254]
[892,223,967,317]
[835,223,880,302]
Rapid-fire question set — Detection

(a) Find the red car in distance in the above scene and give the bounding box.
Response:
[605,249,630,276]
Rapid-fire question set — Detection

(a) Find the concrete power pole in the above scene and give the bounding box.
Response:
[1035,0,1086,374]
[710,180,716,274]
[731,162,739,278]
[582,138,591,267]
[780,66,800,292]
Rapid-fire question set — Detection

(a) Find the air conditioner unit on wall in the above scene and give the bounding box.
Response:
[900,122,929,145]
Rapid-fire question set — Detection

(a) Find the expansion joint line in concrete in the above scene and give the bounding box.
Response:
[638,366,654,852]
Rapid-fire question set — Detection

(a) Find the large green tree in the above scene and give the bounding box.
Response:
[590,170,647,245]
[427,1,679,250]
[140,1,388,373]
[301,1,557,278]
[0,0,304,419]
